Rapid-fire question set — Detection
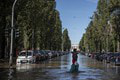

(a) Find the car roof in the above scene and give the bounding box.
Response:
[20,50,33,53]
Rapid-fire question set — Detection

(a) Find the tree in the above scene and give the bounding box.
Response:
[0,0,63,59]
[79,0,120,53]
[63,29,71,51]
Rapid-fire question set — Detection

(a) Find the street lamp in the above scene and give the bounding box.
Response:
[9,0,18,67]
[62,28,65,52]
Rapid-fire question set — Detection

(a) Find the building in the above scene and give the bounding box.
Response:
[71,44,80,51]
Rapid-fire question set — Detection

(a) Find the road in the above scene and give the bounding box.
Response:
[0,53,120,80]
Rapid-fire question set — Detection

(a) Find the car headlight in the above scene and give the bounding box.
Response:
[27,57,33,60]
[16,59,20,63]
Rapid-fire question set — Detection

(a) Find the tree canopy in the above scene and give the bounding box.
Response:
[79,0,120,53]
[0,0,71,59]
[63,29,71,51]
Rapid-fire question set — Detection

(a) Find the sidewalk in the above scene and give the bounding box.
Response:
[0,59,9,63]
[0,58,16,68]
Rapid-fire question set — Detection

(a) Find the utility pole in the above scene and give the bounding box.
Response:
[62,28,65,52]
[62,35,64,52]
[9,0,18,67]
[32,29,34,50]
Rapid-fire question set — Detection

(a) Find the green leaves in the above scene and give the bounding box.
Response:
[63,29,71,51]
[16,0,62,50]
[0,0,63,58]
[79,0,120,53]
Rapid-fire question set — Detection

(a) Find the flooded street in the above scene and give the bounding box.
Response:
[0,53,120,80]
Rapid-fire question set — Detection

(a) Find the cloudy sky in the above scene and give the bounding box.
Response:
[56,0,98,44]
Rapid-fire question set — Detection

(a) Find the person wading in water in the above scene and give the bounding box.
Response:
[70,49,79,73]
[72,49,78,64]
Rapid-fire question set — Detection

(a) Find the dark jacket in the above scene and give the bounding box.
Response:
[72,52,78,61]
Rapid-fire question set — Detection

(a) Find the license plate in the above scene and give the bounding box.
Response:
[21,60,28,63]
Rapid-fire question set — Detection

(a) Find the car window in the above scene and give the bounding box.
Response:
[34,50,39,54]
[27,52,32,56]
[40,51,43,53]
[19,52,26,56]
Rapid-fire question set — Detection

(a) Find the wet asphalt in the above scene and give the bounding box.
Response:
[0,53,120,80]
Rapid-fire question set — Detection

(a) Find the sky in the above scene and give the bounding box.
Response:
[56,0,98,44]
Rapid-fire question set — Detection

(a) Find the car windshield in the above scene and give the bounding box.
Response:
[34,50,39,54]
[19,51,33,56]
[27,52,32,56]
[39,51,44,54]
[19,52,26,56]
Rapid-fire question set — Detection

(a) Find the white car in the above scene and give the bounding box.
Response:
[16,50,36,64]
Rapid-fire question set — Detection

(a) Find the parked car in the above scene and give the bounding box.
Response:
[34,50,43,61]
[16,50,36,64]
[112,53,120,66]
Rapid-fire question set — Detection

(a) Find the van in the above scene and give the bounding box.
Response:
[16,50,36,64]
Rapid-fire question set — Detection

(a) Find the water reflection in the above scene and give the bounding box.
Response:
[114,66,120,75]
[8,68,12,80]
[16,64,34,72]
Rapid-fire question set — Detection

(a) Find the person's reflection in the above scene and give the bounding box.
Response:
[71,72,79,80]
[115,66,120,74]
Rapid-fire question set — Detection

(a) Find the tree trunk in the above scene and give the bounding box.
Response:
[117,41,120,52]
[1,15,6,59]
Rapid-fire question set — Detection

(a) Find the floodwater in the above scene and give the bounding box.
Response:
[0,53,120,80]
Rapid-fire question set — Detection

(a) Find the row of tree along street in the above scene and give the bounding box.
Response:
[0,0,71,60]
[79,0,120,53]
